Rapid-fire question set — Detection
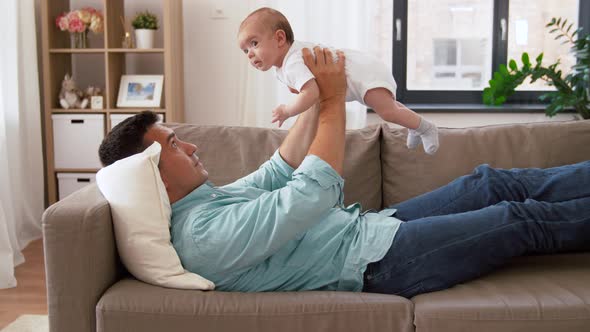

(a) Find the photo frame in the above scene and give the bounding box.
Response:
[117,75,164,108]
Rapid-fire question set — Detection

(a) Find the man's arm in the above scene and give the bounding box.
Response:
[278,101,319,169]
[305,47,347,175]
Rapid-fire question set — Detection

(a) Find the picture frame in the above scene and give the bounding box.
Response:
[117,75,164,108]
[90,96,103,109]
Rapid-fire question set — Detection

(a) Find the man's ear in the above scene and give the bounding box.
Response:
[275,29,287,47]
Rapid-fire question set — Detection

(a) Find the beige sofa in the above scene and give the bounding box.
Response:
[42,120,590,332]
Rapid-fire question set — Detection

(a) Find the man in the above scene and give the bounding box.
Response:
[99,47,590,298]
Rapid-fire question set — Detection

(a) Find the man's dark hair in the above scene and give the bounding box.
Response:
[98,110,159,166]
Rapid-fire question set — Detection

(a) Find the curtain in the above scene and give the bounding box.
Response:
[238,0,393,129]
[0,0,44,289]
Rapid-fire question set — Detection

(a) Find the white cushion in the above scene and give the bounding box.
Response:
[96,142,214,290]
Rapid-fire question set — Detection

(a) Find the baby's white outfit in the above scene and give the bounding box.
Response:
[275,40,397,103]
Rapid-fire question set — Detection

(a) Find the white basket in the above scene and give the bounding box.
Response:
[52,114,104,169]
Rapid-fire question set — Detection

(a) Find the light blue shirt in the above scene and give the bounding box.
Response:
[171,151,402,292]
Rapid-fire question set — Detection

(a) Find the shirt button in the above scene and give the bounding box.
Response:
[211,194,218,198]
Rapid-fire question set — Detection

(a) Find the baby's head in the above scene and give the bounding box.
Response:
[238,7,294,71]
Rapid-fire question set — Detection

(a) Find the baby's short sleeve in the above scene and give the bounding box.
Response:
[281,51,315,92]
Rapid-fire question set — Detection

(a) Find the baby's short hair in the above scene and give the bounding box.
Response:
[240,7,294,44]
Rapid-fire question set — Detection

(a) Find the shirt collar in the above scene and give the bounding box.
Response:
[172,181,219,211]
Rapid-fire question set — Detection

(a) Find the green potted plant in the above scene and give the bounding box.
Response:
[483,17,590,119]
[132,11,159,49]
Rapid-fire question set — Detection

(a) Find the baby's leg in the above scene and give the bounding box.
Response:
[364,88,439,154]
[364,88,420,129]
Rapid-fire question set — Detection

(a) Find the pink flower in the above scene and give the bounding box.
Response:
[55,13,69,31]
[56,8,104,35]
[69,17,86,33]
[83,7,97,14]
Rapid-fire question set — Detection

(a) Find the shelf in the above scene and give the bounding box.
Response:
[49,48,165,54]
[41,0,184,205]
[108,48,165,53]
[51,108,166,114]
[50,48,106,54]
[51,108,106,113]
[108,108,166,113]
[55,168,101,173]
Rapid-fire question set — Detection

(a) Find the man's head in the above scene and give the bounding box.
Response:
[237,7,294,71]
[99,111,209,203]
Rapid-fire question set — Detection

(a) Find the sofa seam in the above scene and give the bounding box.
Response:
[96,307,406,317]
[416,316,590,321]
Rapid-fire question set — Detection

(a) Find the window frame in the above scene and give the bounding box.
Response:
[392,0,590,106]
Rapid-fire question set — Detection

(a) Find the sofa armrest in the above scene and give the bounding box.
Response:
[42,184,121,332]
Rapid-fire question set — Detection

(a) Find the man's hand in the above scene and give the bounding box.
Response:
[302,47,346,104]
[272,104,290,128]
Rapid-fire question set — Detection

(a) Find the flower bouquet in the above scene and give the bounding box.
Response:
[56,8,104,48]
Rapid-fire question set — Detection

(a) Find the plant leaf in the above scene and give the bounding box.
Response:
[509,59,518,71]
[499,64,510,76]
[535,53,544,64]
[522,52,530,66]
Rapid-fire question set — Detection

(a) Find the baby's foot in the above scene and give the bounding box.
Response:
[406,130,422,149]
[414,118,439,155]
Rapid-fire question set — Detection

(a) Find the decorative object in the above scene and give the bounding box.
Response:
[58,74,88,109]
[85,86,103,109]
[117,75,164,108]
[55,8,104,49]
[483,17,590,119]
[131,11,159,49]
[120,16,134,48]
[90,96,103,110]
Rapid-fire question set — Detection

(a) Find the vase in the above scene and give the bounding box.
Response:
[71,31,88,49]
[135,29,155,49]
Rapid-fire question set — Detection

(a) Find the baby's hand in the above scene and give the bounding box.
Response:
[272,104,290,128]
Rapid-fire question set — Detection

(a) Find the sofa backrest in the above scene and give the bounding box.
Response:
[168,124,383,211]
[381,120,590,206]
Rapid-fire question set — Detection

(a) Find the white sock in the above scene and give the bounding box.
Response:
[414,118,439,155]
[406,129,422,149]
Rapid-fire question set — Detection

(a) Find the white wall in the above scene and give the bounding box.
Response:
[182,0,250,125]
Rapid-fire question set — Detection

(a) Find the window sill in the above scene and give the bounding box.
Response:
[369,104,577,113]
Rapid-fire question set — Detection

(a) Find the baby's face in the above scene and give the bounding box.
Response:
[238,21,282,71]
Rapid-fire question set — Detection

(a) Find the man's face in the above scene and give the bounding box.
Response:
[144,124,208,203]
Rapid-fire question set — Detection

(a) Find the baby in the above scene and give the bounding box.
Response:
[238,7,439,154]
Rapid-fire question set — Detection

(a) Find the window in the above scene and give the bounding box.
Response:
[393,0,590,105]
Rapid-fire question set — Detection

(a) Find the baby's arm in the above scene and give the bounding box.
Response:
[272,79,320,127]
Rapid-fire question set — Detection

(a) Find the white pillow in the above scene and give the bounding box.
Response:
[96,142,214,290]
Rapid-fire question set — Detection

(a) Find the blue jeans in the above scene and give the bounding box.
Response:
[363,161,590,298]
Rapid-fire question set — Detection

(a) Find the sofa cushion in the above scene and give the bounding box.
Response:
[96,279,413,332]
[167,124,383,211]
[381,120,590,206]
[412,253,590,332]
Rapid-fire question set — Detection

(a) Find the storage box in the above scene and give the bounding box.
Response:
[52,114,105,169]
[57,173,96,200]
[110,113,164,131]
